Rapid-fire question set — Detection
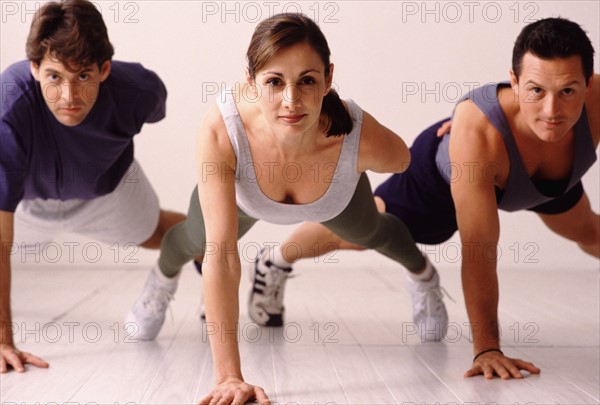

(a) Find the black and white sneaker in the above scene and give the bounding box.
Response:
[248,248,293,326]
[194,260,206,321]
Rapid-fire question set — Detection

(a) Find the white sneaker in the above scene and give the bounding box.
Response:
[193,260,206,321]
[248,248,293,326]
[404,258,449,342]
[125,263,179,340]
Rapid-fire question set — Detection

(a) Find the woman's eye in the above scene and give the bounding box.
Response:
[266,78,282,87]
[300,77,316,85]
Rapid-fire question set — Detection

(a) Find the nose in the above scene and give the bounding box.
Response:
[542,94,559,118]
[60,81,77,104]
[282,84,301,109]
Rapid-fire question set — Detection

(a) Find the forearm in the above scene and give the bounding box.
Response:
[461,254,500,354]
[0,211,14,346]
[203,255,243,382]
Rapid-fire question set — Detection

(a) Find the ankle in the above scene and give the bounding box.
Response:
[407,257,434,282]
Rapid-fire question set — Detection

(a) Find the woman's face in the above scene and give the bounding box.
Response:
[250,41,333,137]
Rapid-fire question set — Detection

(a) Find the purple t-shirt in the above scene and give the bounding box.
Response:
[0,60,167,212]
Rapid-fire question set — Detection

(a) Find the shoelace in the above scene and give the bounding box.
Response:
[260,268,298,310]
[261,268,289,310]
[421,285,455,319]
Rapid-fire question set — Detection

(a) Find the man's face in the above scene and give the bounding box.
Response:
[30,56,111,127]
[511,52,592,143]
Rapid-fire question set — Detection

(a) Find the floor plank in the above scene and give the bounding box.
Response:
[2,263,598,404]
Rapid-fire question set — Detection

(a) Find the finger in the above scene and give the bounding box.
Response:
[0,355,7,373]
[483,365,495,379]
[514,359,541,375]
[495,365,512,380]
[210,394,222,405]
[5,351,25,372]
[504,362,524,379]
[216,393,231,405]
[199,394,213,405]
[254,386,270,405]
[232,391,246,405]
[464,365,481,378]
[21,352,49,368]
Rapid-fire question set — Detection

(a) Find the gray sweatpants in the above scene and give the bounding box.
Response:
[159,173,424,276]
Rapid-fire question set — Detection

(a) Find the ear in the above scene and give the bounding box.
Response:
[245,67,254,86]
[99,60,112,82]
[325,63,334,95]
[30,62,40,81]
[509,68,518,88]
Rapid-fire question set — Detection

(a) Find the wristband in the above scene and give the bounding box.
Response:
[473,348,503,362]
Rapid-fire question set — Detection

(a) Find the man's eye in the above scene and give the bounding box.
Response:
[562,88,574,95]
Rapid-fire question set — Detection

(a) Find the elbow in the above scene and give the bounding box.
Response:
[397,149,411,173]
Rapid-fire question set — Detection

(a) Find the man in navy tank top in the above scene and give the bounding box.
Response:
[255,17,599,379]
[0,0,185,373]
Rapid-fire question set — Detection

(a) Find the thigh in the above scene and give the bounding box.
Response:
[321,173,380,240]
[13,199,61,247]
[183,185,258,247]
[68,160,160,245]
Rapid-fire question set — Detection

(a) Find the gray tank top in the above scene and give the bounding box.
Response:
[216,90,363,225]
[435,82,597,212]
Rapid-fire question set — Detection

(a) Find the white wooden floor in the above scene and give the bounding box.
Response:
[2,257,599,404]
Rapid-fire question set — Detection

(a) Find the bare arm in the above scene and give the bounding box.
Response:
[450,102,540,379]
[0,210,14,348]
[0,210,48,372]
[357,111,411,174]
[197,105,268,404]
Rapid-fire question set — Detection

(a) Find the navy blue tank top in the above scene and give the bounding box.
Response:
[435,82,597,212]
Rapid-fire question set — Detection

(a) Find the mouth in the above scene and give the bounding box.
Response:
[539,118,565,128]
[59,106,83,114]
[279,114,306,124]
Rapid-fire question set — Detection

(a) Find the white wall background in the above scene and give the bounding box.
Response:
[1,1,599,271]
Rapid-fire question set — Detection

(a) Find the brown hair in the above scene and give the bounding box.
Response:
[247,13,352,137]
[26,0,114,71]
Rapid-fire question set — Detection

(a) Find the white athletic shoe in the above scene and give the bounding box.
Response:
[404,258,449,342]
[248,248,293,326]
[125,263,179,340]
[193,260,206,321]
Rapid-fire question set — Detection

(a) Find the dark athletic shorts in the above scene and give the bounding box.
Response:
[374,120,585,245]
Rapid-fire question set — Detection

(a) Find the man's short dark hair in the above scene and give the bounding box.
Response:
[26,0,114,71]
[512,17,595,84]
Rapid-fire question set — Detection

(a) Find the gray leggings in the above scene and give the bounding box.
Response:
[159,173,424,277]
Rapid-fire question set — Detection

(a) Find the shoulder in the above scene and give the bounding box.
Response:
[450,98,504,164]
[106,61,165,92]
[584,74,600,147]
[197,102,236,168]
[1,61,37,117]
[357,107,410,173]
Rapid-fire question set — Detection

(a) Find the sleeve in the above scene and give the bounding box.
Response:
[137,67,167,124]
[0,67,31,211]
[0,118,28,212]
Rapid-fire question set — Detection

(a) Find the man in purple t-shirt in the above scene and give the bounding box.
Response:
[0,0,185,373]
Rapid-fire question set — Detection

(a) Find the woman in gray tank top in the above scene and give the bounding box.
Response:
[125,13,444,404]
